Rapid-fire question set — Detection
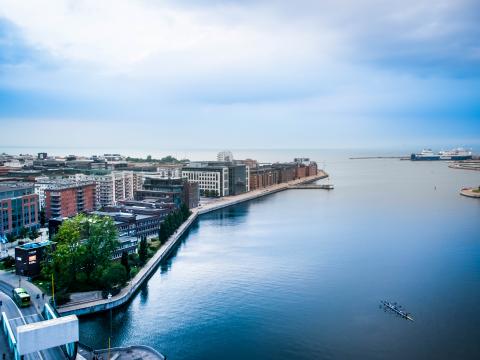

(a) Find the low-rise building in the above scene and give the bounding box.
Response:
[94,202,168,239]
[15,240,55,277]
[0,183,39,237]
[112,236,138,260]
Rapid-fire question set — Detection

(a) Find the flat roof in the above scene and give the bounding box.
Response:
[0,182,34,192]
[17,240,55,250]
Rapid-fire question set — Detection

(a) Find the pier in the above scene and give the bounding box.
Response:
[288,184,333,190]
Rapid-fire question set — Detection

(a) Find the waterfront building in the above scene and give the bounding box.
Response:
[271,163,297,183]
[45,180,96,219]
[0,182,40,236]
[248,160,318,191]
[182,162,249,197]
[249,166,279,191]
[136,177,199,209]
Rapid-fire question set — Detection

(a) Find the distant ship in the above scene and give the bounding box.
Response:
[438,148,472,161]
[410,149,440,161]
[411,148,473,161]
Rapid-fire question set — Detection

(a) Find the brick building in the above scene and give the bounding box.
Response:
[249,166,279,191]
[45,180,96,219]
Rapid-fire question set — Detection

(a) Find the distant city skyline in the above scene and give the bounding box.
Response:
[0,0,479,149]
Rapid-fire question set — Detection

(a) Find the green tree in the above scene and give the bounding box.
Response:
[79,215,118,276]
[180,203,191,219]
[29,228,39,241]
[120,251,130,278]
[6,233,16,243]
[42,214,118,293]
[138,237,148,265]
[2,256,15,269]
[40,208,46,227]
[146,155,152,162]
[19,227,29,239]
[100,263,127,290]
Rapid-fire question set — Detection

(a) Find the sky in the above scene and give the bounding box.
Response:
[0,0,479,150]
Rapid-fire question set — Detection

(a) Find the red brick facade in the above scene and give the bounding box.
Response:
[45,183,96,219]
[249,161,318,191]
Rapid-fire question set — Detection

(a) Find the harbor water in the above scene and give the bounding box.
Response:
[75,151,480,359]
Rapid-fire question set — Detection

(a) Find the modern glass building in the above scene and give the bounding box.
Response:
[0,183,39,237]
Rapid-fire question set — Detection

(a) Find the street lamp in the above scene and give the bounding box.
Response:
[108,293,112,360]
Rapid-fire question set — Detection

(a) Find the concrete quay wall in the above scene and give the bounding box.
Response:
[57,172,328,316]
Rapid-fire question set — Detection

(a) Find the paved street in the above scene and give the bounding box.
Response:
[0,280,65,360]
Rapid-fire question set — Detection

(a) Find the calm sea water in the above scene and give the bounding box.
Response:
[72,151,478,359]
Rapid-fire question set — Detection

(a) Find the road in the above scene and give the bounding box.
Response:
[0,281,65,360]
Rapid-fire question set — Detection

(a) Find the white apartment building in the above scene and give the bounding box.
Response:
[217,150,234,162]
[68,171,134,208]
[34,176,53,208]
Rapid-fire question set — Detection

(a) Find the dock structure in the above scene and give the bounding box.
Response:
[288,184,334,190]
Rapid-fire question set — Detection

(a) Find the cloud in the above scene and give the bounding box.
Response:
[0,0,478,148]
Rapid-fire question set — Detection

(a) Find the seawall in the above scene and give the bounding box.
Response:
[57,171,329,316]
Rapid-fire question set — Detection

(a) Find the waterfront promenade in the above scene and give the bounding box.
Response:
[57,171,328,316]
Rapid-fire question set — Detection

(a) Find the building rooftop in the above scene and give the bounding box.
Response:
[17,240,55,250]
[0,182,34,192]
[44,180,96,191]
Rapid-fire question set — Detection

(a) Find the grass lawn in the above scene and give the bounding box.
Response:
[32,278,52,295]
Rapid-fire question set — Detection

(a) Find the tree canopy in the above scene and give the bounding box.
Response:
[42,214,119,293]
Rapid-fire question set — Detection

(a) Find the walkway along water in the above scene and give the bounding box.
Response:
[57,171,329,316]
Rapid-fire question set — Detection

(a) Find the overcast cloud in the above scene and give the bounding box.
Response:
[0,0,479,149]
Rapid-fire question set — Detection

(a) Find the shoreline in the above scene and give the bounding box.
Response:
[460,188,480,198]
[57,171,329,316]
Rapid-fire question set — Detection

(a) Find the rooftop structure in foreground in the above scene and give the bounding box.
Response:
[15,240,56,277]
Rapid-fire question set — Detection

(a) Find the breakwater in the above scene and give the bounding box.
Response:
[57,171,328,316]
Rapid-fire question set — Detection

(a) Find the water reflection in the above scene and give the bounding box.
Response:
[80,158,480,359]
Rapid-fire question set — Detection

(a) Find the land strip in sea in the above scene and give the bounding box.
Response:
[56,171,328,316]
